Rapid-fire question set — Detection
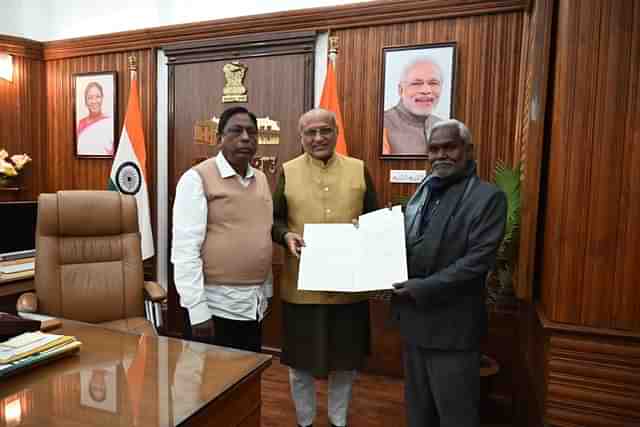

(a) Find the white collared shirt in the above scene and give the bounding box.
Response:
[171,153,272,325]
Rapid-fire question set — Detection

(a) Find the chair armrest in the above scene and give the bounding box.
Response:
[16,292,38,313]
[144,281,167,302]
[41,318,62,332]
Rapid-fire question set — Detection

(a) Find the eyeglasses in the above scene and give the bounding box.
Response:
[224,126,258,138]
[302,127,335,139]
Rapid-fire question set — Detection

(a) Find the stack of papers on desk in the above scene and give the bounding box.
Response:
[0,331,81,378]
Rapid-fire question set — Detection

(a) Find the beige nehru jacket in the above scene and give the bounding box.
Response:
[280,153,369,305]
[193,158,272,285]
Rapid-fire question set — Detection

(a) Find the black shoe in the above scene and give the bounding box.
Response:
[330,424,346,427]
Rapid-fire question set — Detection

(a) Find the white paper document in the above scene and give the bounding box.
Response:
[298,206,408,292]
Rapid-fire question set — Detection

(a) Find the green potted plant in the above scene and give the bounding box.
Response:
[487,160,522,306]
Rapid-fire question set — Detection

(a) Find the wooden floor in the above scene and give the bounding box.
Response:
[261,357,406,427]
[260,357,512,427]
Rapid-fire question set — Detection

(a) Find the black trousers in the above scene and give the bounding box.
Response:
[403,343,480,427]
[280,301,370,378]
[184,312,262,353]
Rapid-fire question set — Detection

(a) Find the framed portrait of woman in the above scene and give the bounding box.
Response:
[73,71,118,158]
[379,42,457,159]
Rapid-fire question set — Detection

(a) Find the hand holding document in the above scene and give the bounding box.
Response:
[298,206,408,292]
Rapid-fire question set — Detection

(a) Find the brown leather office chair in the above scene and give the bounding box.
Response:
[17,191,166,335]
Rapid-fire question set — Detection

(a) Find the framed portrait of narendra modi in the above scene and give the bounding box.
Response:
[73,71,118,158]
[380,42,457,159]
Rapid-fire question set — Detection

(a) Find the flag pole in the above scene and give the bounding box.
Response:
[328,34,339,65]
[128,55,137,81]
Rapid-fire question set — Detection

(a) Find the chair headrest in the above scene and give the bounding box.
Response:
[38,191,139,237]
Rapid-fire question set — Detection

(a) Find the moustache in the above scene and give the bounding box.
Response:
[432,161,455,168]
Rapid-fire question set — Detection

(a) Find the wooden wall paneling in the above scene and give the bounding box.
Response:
[41,0,529,61]
[582,0,633,328]
[540,0,640,330]
[540,0,572,322]
[513,302,548,427]
[545,331,640,426]
[555,0,601,325]
[613,0,640,331]
[531,305,640,426]
[44,50,156,191]
[0,37,45,203]
[44,50,157,236]
[334,11,523,210]
[515,0,554,302]
[0,35,43,59]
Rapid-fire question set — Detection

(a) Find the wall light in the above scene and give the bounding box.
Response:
[0,53,14,82]
[4,398,22,426]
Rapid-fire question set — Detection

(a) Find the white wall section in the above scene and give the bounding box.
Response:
[1,0,370,41]
[156,49,169,289]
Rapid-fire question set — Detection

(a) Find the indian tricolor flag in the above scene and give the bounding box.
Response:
[108,76,154,260]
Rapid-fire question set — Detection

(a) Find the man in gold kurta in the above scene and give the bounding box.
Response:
[272,109,377,427]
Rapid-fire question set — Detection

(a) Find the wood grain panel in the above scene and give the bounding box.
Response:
[0,34,43,59]
[513,302,548,427]
[0,47,46,203]
[333,12,523,207]
[612,0,640,332]
[44,49,157,245]
[41,0,528,60]
[546,333,640,426]
[513,0,553,301]
[528,306,640,427]
[540,0,640,330]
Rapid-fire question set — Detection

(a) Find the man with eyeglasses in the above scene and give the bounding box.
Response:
[382,57,444,155]
[272,108,378,427]
[171,106,273,352]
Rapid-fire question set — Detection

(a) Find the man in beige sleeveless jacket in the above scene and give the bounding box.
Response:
[172,107,273,352]
[272,108,378,427]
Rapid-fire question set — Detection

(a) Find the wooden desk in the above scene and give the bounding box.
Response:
[0,319,272,427]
